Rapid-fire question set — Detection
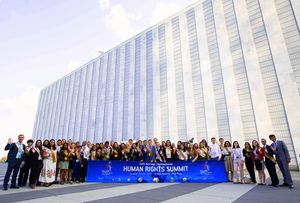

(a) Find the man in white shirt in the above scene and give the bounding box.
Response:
[209,137,221,160]
[80,141,90,182]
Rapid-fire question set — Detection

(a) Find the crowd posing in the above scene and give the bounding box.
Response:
[2,134,294,190]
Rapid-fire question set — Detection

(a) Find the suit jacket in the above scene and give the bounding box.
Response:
[5,143,25,163]
[272,140,290,162]
[265,145,275,156]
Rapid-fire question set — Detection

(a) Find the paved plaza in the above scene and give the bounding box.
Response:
[0,163,299,203]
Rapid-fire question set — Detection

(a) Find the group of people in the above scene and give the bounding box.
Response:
[222,136,293,189]
[2,134,294,190]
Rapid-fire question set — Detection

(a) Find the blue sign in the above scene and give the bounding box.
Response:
[86,160,227,183]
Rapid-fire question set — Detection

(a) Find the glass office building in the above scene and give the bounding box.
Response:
[32,0,300,168]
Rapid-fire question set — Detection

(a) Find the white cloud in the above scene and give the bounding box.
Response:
[149,1,186,25]
[98,0,110,10]
[103,3,142,41]
[0,84,40,157]
[99,0,196,42]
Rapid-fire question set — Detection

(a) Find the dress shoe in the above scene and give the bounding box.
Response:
[30,184,36,189]
[289,185,294,189]
[280,183,289,187]
[2,186,8,191]
[10,185,19,189]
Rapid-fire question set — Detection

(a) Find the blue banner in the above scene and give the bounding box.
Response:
[86,160,227,183]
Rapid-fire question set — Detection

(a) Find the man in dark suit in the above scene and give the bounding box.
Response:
[261,138,279,187]
[18,139,33,187]
[2,134,26,191]
[269,134,294,189]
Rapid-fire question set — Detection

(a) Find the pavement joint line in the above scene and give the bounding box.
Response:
[0,183,96,196]
[14,183,179,202]
[88,182,217,203]
[160,182,256,202]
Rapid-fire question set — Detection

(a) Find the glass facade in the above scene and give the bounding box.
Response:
[32,0,300,167]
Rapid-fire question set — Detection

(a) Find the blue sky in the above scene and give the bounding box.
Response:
[0,0,196,157]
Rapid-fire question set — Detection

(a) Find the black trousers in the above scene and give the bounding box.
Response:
[80,159,88,182]
[3,159,22,187]
[29,160,43,185]
[18,162,30,186]
[265,159,279,185]
[245,158,256,183]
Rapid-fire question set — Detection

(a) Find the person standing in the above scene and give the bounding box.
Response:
[198,141,210,160]
[136,140,145,162]
[171,143,178,161]
[18,139,33,187]
[243,142,256,184]
[164,140,173,162]
[232,141,244,184]
[176,143,188,161]
[102,141,111,161]
[68,143,76,184]
[189,143,198,162]
[120,143,129,161]
[72,145,82,183]
[3,134,26,190]
[261,138,279,187]
[219,138,225,159]
[80,141,90,182]
[53,139,62,184]
[59,143,70,185]
[29,139,43,189]
[252,140,266,185]
[269,134,294,189]
[143,140,156,162]
[130,143,140,161]
[110,142,120,160]
[155,142,166,163]
[96,146,104,160]
[209,137,221,160]
[223,141,234,182]
[39,139,57,187]
[90,145,98,160]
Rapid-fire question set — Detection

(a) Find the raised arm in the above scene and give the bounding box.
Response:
[4,138,13,151]
[192,152,198,163]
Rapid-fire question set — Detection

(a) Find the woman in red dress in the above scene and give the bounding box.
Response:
[252,140,266,185]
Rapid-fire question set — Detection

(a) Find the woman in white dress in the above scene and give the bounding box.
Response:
[232,141,244,184]
[39,139,57,187]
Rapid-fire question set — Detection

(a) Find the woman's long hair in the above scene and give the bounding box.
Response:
[43,139,50,149]
[252,140,260,149]
[35,139,43,151]
[244,142,252,150]
[232,141,240,149]
[50,139,56,150]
